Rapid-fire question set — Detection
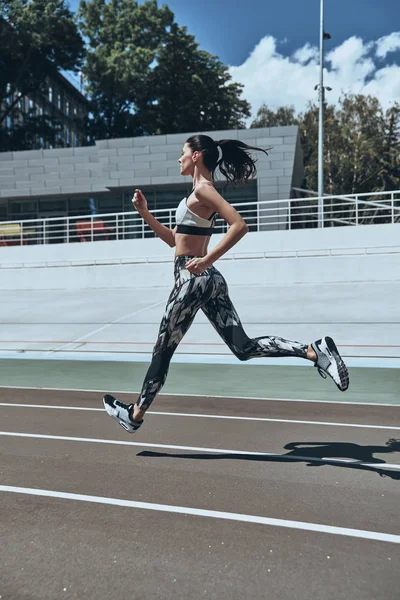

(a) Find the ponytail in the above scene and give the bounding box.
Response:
[217,139,269,184]
[186,134,270,185]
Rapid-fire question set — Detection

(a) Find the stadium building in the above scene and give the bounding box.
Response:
[0,126,302,242]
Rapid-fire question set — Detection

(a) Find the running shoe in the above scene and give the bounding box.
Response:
[103,394,143,433]
[311,336,349,392]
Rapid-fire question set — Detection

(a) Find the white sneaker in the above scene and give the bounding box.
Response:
[311,337,349,392]
[103,394,143,433]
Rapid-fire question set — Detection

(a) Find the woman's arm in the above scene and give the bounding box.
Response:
[133,189,176,248]
[139,209,176,248]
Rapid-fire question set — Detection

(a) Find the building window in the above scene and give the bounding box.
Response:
[66,128,71,145]
[73,107,77,116]
[39,199,67,213]
[66,101,70,116]
[58,94,62,110]
[49,87,53,102]
[6,116,12,129]
[9,200,38,217]
[29,98,35,112]
[39,136,45,148]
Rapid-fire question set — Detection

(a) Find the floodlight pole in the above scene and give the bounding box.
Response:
[318,0,325,227]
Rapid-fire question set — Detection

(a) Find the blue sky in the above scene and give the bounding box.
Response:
[67,0,400,119]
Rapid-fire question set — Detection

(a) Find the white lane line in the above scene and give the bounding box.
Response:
[0,385,398,407]
[49,299,166,353]
[0,403,104,411]
[1,485,399,544]
[1,431,399,471]
[0,403,399,431]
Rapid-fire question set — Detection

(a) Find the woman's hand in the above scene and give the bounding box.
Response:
[185,257,211,274]
[132,189,148,213]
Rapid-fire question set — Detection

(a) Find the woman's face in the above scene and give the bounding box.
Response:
[179,143,197,177]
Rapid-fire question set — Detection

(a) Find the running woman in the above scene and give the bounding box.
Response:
[103,135,349,433]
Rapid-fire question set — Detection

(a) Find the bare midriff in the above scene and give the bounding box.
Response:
[175,233,210,258]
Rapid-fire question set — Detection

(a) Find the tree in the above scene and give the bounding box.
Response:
[250,94,400,197]
[384,104,400,191]
[250,105,298,128]
[77,0,174,140]
[135,23,250,135]
[0,0,85,151]
[77,2,250,139]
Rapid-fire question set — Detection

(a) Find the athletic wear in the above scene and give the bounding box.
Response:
[311,336,349,391]
[103,259,350,430]
[175,184,216,236]
[103,394,144,433]
[136,256,309,412]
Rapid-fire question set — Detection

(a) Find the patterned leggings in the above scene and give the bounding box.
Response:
[137,256,308,411]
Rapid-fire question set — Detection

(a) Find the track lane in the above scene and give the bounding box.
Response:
[0,493,398,600]
[1,387,399,600]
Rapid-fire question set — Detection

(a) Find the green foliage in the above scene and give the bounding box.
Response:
[77,2,250,139]
[77,0,175,140]
[251,94,400,195]
[250,105,299,128]
[135,23,250,135]
[0,0,85,151]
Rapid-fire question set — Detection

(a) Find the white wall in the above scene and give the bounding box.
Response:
[1,224,399,289]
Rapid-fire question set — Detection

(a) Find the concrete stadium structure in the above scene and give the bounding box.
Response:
[0,125,399,371]
[0,126,302,222]
[0,221,399,370]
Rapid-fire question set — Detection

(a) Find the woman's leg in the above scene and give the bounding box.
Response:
[201,270,349,391]
[201,270,310,361]
[135,274,213,415]
[104,274,213,432]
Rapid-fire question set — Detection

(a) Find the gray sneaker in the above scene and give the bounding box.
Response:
[103,394,143,433]
[311,336,349,392]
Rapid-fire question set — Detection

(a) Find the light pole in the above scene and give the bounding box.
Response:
[316,0,331,227]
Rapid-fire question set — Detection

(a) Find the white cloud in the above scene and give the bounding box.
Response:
[376,32,400,59]
[363,64,400,103]
[229,32,400,121]
[293,43,319,65]
[326,37,376,91]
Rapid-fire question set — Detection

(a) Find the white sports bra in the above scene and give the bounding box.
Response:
[175,184,217,236]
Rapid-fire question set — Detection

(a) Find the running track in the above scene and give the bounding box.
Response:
[0,387,399,599]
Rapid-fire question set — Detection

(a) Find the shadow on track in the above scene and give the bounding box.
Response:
[138,439,400,480]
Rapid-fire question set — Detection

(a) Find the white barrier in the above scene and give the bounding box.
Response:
[0,191,399,247]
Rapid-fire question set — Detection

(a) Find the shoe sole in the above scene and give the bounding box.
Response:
[326,336,349,392]
[314,337,349,392]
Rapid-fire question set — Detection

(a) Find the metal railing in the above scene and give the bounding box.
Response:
[0,191,399,246]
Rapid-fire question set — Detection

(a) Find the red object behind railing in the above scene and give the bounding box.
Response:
[75,220,112,242]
